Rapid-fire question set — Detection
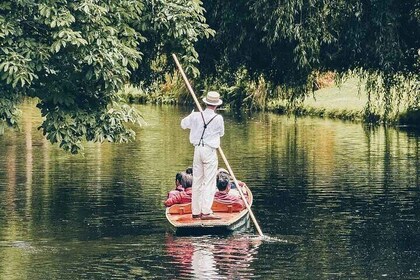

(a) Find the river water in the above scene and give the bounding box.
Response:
[0,102,419,279]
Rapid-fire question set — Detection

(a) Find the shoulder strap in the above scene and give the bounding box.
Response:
[198,113,219,146]
[204,114,218,128]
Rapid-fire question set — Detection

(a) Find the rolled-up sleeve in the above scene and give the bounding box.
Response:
[181,114,191,129]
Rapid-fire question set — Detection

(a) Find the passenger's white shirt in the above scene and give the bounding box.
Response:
[181,108,224,149]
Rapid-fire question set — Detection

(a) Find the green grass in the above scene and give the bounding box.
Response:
[305,78,366,112]
[296,78,367,121]
[301,78,419,126]
[266,78,368,122]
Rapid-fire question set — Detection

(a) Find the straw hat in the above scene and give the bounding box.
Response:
[202,91,223,106]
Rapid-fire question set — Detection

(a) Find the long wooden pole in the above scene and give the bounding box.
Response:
[172,53,264,236]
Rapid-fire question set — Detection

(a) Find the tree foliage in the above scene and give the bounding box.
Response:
[197,0,419,116]
[0,0,212,153]
[1,0,418,149]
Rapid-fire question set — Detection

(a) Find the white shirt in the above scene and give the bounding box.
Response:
[181,108,224,149]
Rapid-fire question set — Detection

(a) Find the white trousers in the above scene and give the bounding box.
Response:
[192,145,218,215]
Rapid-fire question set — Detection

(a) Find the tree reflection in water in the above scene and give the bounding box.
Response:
[165,234,261,279]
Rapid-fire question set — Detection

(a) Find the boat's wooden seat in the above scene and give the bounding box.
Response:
[212,201,244,213]
[168,203,192,215]
[168,201,244,215]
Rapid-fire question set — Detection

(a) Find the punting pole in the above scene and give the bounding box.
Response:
[172,53,264,237]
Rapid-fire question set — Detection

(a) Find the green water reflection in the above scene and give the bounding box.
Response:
[0,100,419,279]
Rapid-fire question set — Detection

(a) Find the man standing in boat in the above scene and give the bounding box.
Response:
[181,91,224,220]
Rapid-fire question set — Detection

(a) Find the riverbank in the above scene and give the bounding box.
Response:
[300,78,366,120]
[266,78,367,122]
[120,78,419,127]
[293,78,419,126]
[245,77,418,127]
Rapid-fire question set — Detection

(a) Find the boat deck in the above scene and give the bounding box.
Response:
[166,185,253,232]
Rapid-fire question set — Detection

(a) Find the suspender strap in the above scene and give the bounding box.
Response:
[198,112,219,146]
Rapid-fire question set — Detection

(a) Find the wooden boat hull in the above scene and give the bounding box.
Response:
[166,185,253,234]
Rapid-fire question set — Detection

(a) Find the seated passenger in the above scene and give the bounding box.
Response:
[167,172,184,199]
[217,168,248,198]
[214,172,247,209]
[164,172,193,207]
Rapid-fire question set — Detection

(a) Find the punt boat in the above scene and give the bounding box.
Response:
[165,185,253,235]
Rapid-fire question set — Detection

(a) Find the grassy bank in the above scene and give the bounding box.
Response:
[267,77,419,126]
[119,76,419,127]
[297,78,367,121]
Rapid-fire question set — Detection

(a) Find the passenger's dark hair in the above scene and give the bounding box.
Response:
[186,167,193,175]
[181,172,193,189]
[216,172,230,191]
[175,172,182,183]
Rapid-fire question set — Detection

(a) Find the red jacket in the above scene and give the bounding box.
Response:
[214,188,247,209]
[164,188,192,207]
[167,184,184,199]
